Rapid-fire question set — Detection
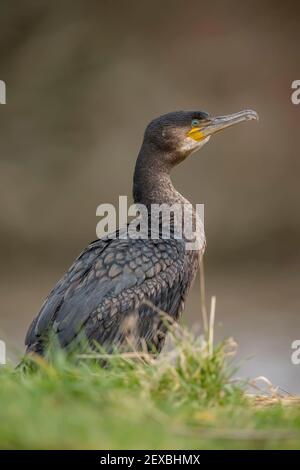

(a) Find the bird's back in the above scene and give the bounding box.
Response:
[25,235,199,356]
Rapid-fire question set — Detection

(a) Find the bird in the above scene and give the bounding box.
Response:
[25,109,258,357]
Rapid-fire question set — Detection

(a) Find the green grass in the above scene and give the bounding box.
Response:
[1,324,300,450]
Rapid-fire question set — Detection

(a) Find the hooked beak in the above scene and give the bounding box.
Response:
[187,109,259,142]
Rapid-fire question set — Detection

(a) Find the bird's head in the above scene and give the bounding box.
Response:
[144,109,258,166]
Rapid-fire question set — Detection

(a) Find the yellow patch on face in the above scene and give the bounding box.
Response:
[187,127,205,142]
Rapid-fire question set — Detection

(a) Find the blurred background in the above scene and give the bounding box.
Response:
[0,0,299,391]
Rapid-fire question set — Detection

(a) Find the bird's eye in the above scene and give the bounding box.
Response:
[191,119,200,127]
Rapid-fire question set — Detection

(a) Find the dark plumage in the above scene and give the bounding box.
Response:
[25,109,258,356]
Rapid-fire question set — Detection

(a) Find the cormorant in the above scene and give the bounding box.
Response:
[25,109,258,356]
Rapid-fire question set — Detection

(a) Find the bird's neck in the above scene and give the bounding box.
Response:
[133,144,188,207]
[132,143,204,254]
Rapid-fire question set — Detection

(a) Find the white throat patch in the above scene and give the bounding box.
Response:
[180,135,211,155]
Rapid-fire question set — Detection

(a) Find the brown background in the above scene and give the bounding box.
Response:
[0,1,299,391]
